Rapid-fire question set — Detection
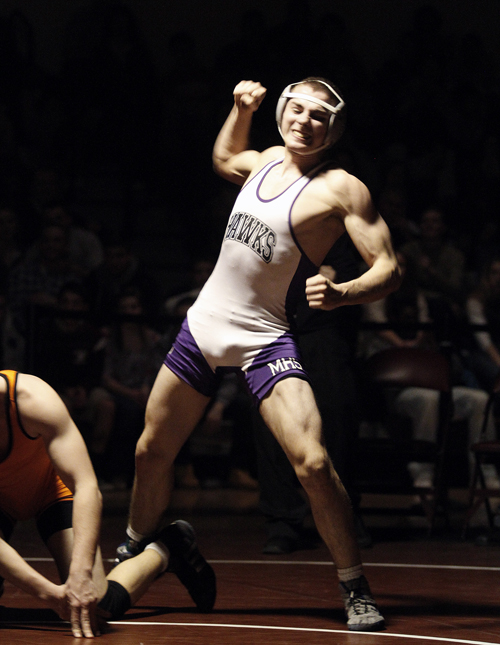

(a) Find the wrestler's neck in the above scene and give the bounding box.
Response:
[280,147,325,177]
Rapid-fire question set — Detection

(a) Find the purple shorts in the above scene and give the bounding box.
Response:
[164,318,310,403]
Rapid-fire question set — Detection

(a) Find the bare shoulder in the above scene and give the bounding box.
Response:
[260,145,285,162]
[322,167,375,219]
[15,374,66,436]
[218,146,284,186]
[245,146,284,179]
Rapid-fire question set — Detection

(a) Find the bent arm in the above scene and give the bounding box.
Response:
[307,177,402,310]
[212,80,266,185]
[16,375,102,629]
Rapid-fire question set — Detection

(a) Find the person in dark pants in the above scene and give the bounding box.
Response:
[255,233,371,553]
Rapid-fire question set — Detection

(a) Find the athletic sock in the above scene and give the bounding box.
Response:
[144,541,170,573]
[337,563,364,583]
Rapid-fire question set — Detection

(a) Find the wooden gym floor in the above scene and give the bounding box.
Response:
[1,486,500,645]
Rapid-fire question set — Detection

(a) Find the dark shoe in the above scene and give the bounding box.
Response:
[475,527,500,546]
[262,526,320,555]
[339,575,385,631]
[262,535,298,555]
[354,513,373,549]
[159,520,216,612]
[114,534,152,566]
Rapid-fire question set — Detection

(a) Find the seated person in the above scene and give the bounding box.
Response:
[33,281,113,459]
[100,287,164,487]
[464,256,500,393]
[360,252,499,489]
[400,207,466,337]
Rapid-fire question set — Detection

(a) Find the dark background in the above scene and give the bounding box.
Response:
[1,0,499,289]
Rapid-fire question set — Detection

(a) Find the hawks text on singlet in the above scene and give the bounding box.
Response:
[224,212,277,263]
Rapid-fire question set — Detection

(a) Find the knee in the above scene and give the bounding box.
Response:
[294,449,333,488]
[135,431,160,462]
[134,426,172,469]
[97,580,131,620]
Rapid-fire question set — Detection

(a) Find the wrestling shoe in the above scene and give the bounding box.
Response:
[114,534,152,566]
[339,575,385,631]
[159,519,216,612]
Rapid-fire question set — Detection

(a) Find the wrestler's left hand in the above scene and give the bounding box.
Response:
[65,571,100,638]
[45,583,71,622]
[305,273,347,310]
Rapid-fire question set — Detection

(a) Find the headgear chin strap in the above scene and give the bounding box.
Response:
[276,80,346,155]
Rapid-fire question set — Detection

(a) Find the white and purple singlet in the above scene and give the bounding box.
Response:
[166,159,323,401]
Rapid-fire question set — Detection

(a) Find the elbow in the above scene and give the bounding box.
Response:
[391,262,404,292]
[212,153,230,180]
[92,484,103,514]
[97,486,103,508]
[89,479,103,512]
[212,157,225,178]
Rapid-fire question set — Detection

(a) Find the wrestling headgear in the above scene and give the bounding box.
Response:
[276,79,346,154]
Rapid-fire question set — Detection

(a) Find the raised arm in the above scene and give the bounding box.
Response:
[16,374,102,637]
[306,174,402,310]
[212,80,267,185]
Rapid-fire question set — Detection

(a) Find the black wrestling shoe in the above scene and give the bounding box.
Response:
[262,535,298,555]
[159,520,216,612]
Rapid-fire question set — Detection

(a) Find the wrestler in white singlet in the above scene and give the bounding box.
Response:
[187,157,324,372]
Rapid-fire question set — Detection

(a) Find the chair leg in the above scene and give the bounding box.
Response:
[426,450,450,535]
[462,459,481,539]
[479,462,496,528]
[462,454,497,539]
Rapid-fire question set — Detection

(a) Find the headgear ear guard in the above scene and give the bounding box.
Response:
[276,80,346,154]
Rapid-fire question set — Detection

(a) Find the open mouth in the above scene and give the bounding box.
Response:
[291,129,311,142]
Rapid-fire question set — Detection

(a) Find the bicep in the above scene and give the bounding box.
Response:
[344,209,396,268]
[20,376,95,492]
[214,149,262,185]
[47,424,95,493]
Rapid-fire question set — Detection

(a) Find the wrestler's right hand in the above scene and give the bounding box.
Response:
[65,571,100,638]
[234,80,266,112]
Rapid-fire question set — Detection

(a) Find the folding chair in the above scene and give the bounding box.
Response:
[462,372,500,538]
[363,346,453,533]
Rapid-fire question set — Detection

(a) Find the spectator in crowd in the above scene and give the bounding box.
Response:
[163,257,215,318]
[376,187,419,250]
[0,290,25,370]
[400,208,465,320]
[360,252,499,489]
[85,235,162,327]
[0,205,25,283]
[25,203,104,277]
[464,256,500,395]
[7,222,80,335]
[33,281,113,470]
[100,286,164,488]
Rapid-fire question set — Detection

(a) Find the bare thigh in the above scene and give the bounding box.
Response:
[259,377,326,467]
[136,364,211,462]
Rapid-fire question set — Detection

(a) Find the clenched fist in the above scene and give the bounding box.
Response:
[233,80,267,112]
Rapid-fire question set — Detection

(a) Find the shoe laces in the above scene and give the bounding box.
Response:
[346,589,378,615]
